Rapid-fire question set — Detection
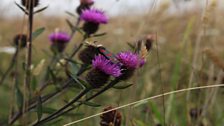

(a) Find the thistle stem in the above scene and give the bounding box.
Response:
[33,88,91,126]
[35,79,120,124]
[0,48,19,85]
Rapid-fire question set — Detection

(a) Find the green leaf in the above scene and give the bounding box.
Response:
[113,83,133,89]
[15,2,28,15]
[36,96,43,122]
[31,77,37,91]
[69,62,80,77]
[33,107,84,117]
[34,6,48,14]
[81,101,101,107]
[48,67,57,84]
[133,119,147,126]
[32,27,45,41]
[149,101,164,124]
[65,11,77,18]
[127,42,135,50]
[92,32,107,37]
[66,19,75,32]
[15,85,23,110]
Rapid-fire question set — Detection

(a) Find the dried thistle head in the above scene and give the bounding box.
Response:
[21,0,39,9]
[13,34,28,48]
[100,106,122,126]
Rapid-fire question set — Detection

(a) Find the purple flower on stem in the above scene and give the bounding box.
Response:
[116,51,145,69]
[49,32,71,44]
[80,8,108,24]
[49,31,71,53]
[92,55,122,77]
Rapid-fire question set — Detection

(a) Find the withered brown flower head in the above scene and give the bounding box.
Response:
[100,106,122,126]
[145,34,155,51]
[21,0,39,9]
[13,34,27,48]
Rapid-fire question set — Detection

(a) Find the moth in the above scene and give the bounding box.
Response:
[85,41,122,65]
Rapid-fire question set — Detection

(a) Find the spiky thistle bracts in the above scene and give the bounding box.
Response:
[49,31,71,53]
[86,55,122,88]
[21,0,39,9]
[80,8,108,35]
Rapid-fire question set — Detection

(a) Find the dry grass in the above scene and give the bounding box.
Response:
[0,1,224,126]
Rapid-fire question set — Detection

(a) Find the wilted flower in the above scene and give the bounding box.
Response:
[21,0,39,9]
[145,34,155,51]
[49,31,71,53]
[100,106,122,126]
[13,34,27,48]
[116,51,145,80]
[86,55,121,88]
[80,8,108,35]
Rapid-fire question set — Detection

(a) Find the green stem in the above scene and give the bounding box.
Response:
[33,88,91,126]
[38,79,120,124]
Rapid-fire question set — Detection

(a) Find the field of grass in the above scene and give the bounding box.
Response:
[0,0,224,126]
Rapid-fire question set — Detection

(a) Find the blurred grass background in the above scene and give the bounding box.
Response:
[0,0,224,126]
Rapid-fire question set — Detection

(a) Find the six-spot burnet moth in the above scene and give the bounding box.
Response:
[85,41,122,66]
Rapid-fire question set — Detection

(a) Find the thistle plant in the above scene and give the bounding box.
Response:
[2,0,150,125]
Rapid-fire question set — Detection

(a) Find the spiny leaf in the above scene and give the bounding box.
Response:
[65,11,77,18]
[66,19,75,32]
[34,6,48,14]
[15,2,28,15]
[32,27,45,41]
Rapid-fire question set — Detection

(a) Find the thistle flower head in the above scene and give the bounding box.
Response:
[80,8,108,24]
[49,31,71,44]
[116,51,145,69]
[92,55,122,77]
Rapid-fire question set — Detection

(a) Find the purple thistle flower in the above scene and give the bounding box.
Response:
[116,51,145,69]
[49,32,71,44]
[92,55,122,77]
[80,8,108,24]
